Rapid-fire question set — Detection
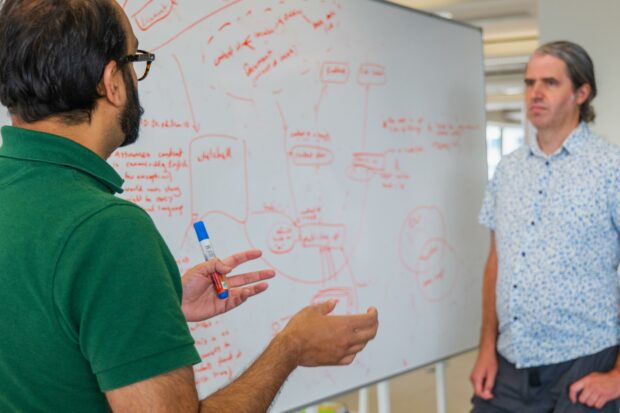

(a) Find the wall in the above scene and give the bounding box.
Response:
[538,0,620,143]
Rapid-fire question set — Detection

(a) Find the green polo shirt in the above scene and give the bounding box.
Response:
[0,126,200,412]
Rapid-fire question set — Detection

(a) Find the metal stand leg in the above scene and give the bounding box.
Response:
[435,361,447,413]
[358,387,369,413]
[377,381,391,413]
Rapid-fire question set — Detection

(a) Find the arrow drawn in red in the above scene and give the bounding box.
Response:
[172,54,200,133]
[152,0,244,52]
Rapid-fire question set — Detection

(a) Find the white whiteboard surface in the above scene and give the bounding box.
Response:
[4,1,489,411]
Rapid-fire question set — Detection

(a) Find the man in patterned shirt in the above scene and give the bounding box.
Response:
[469,41,620,412]
[0,1,379,411]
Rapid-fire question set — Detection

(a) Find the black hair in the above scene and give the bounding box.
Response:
[0,0,128,124]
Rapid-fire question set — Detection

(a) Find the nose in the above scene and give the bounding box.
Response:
[530,82,543,100]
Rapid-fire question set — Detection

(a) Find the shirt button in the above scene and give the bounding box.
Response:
[513,316,519,321]
[545,161,550,166]
[513,284,518,289]
[521,252,526,257]
[538,190,543,195]
[531,221,535,226]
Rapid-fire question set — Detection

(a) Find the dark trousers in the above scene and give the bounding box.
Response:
[471,346,620,413]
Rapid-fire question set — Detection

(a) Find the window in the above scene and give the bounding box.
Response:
[485,124,525,179]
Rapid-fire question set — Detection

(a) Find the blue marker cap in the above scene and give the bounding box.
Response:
[193,221,209,241]
[218,291,229,299]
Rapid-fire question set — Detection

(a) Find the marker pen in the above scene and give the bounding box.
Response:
[193,221,229,299]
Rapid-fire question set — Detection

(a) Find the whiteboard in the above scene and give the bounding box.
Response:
[4,1,489,411]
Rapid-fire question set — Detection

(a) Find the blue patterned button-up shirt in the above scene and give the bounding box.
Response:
[480,122,620,368]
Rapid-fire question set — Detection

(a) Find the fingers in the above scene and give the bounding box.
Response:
[581,389,597,407]
[225,283,270,308]
[236,282,269,300]
[315,299,338,315]
[306,306,378,346]
[330,335,370,366]
[577,383,598,407]
[226,269,275,288]
[189,249,267,277]
[482,369,496,400]
[470,365,495,400]
[344,342,368,356]
[331,309,379,350]
[594,396,610,409]
[287,304,379,367]
[221,249,263,269]
[185,259,231,278]
[354,324,378,343]
[338,340,372,365]
[332,308,379,331]
[472,374,490,400]
[470,370,482,397]
[338,354,357,365]
[569,375,599,406]
[214,260,232,276]
[569,379,585,403]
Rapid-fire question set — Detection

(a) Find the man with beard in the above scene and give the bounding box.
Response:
[0,1,379,412]
[470,41,620,412]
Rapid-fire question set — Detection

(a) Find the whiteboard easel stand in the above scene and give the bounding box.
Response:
[377,381,391,413]
[355,381,390,413]
[435,361,447,413]
[357,387,368,413]
[356,361,446,413]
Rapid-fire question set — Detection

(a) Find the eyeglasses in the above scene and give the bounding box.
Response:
[118,49,156,81]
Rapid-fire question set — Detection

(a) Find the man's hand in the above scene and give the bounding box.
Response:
[470,232,499,401]
[181,249,275,322]
[470,344,498,400]
[569,369,620,409]
[279,301,379,367]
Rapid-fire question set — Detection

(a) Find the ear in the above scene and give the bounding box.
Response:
[96,60,126,108]
[575,83,591,106]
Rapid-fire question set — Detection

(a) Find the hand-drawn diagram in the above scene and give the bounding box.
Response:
[399,206,459,302]
[110,0,487,410]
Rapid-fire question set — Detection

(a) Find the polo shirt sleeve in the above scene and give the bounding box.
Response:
[53,203,200,392]
[478,165,499,231]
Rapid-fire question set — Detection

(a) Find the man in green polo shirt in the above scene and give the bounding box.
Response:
[0,1,379,411]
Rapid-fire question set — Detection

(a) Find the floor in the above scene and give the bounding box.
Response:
[325,349,478,413]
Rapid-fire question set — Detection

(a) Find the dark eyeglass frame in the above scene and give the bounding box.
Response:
[118,49,156,81]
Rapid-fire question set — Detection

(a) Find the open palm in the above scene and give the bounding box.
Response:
[181,249,275,322]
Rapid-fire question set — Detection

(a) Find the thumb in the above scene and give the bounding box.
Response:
[316,299,338,315]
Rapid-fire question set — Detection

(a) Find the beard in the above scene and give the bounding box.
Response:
[119,68,144,147]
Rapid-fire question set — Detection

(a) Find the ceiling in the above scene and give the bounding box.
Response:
[388,0,539,123]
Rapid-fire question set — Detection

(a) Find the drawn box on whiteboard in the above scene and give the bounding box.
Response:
[357,63,387,86]
[288,145,334,166]
[321,62,350,84]
[300,224,345,249]
[132,0,175,31]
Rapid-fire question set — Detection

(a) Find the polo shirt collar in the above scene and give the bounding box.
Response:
[0,126,124,193]
[528,121,591,159]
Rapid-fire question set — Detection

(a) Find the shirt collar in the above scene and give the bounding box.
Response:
[528,122,591,159]
[0,126,124,193]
